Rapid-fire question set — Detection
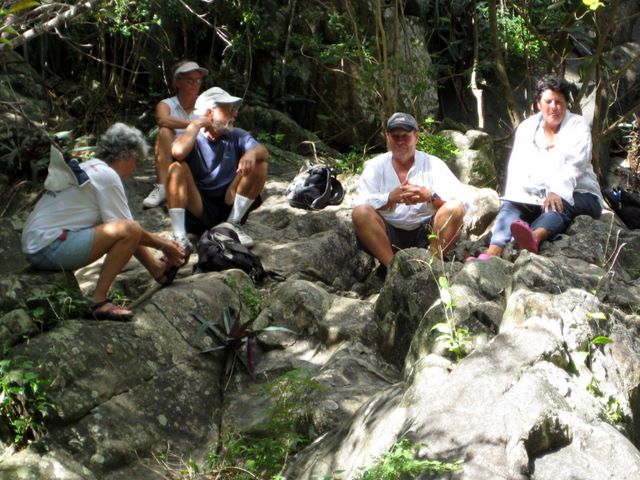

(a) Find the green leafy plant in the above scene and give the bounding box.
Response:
[335,146,368,174]
[213,369,324,479]
[223,278,263,319]
[423,232,474,362]
[416,118,460,162]
[357,438,462,480]
[476,4,544,64]
[26,286,89,324]
[256,132,286,146]
[585,333,613,368]
[192,307,295,380]
[0,352,54,445]
[430,275,473,362]
[603,397,624,424]
[575,312,624,427]
[586,375,624,426]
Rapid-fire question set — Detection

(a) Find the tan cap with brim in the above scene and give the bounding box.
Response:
[173,61,208,78]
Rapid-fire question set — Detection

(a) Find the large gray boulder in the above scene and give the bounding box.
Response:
[287,220,640,478]
[442,129,499,189]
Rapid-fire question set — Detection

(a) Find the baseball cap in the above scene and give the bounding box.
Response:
[173,61,208,79]
[195,87,242,115]
[386,112,419,132]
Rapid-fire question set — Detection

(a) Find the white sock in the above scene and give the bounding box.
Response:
[227,194,253,224]
[169,208,187,240]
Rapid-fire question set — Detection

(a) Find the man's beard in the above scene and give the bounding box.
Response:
[213,119,234,135]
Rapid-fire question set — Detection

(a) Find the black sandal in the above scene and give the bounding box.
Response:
[155,264,179,287]
[91,300,134,322]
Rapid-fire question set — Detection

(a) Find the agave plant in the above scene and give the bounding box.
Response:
[192,307,295,380]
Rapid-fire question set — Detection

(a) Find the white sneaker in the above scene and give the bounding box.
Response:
[143,184,166,208]
[216,221,254,248]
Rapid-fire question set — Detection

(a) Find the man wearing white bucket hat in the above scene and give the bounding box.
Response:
[165,86,268,249]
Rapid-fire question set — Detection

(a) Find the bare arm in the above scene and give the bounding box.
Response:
[236,143,269,176]
[138,229,184,265]
[171,117,211,161]
[156,101,191,131]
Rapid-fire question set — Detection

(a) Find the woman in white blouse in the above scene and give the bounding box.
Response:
[469,75,602,260]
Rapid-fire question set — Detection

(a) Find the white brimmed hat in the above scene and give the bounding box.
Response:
[195,87,242,115]
[173,61,208,79]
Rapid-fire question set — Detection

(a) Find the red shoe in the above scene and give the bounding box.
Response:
[465,253,492,262]
[510,220,539,253]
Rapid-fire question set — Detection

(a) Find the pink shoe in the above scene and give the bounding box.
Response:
[510,220,539,253]
[465,253,492,262]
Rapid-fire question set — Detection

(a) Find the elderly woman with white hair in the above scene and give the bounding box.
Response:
[22,123,186,321]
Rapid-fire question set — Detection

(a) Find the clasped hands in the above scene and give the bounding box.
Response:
[391,182,436,206]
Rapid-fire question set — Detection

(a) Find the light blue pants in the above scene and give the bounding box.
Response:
[490,192,602,248]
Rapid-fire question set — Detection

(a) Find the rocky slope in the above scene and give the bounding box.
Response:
[0,148,639,479]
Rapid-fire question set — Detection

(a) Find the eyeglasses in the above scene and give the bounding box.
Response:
[178,76,203,85]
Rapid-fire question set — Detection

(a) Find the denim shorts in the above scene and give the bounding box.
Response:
[26,228,95,271]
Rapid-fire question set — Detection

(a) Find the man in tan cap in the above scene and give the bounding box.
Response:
[165,86,268,250]
[142,60,208,208]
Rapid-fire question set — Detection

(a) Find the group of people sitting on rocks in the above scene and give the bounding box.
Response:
[20,64,603,321]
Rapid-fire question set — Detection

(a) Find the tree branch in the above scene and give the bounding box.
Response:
[0,0,103,57]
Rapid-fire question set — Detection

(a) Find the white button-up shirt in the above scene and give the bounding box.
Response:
[356,150,470,230]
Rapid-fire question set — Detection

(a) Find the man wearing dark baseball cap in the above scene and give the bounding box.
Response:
[142,60,209,209]
[386,112,420,131]
[165,86,268,250]
[352,112,469,270]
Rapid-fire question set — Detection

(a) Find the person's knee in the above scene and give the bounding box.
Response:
[352,204,376,225]
[122,219,143,241]
[157,127,175,144]
[104,219,143,243]
[436,201,465,225]
[167,161,188,182]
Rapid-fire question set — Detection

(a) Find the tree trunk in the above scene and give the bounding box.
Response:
[487,0,521,128]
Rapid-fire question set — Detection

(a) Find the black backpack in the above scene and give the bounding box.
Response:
[602,187,640,230]
[194,226,282,282]
[286,165,345,210]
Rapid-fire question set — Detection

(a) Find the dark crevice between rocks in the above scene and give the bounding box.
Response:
[524,415,572,475]
[629,385,640,448]
[471,309,500,335]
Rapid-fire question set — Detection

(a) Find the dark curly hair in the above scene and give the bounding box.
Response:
[535,74,572,104]
[95,123,150,164]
